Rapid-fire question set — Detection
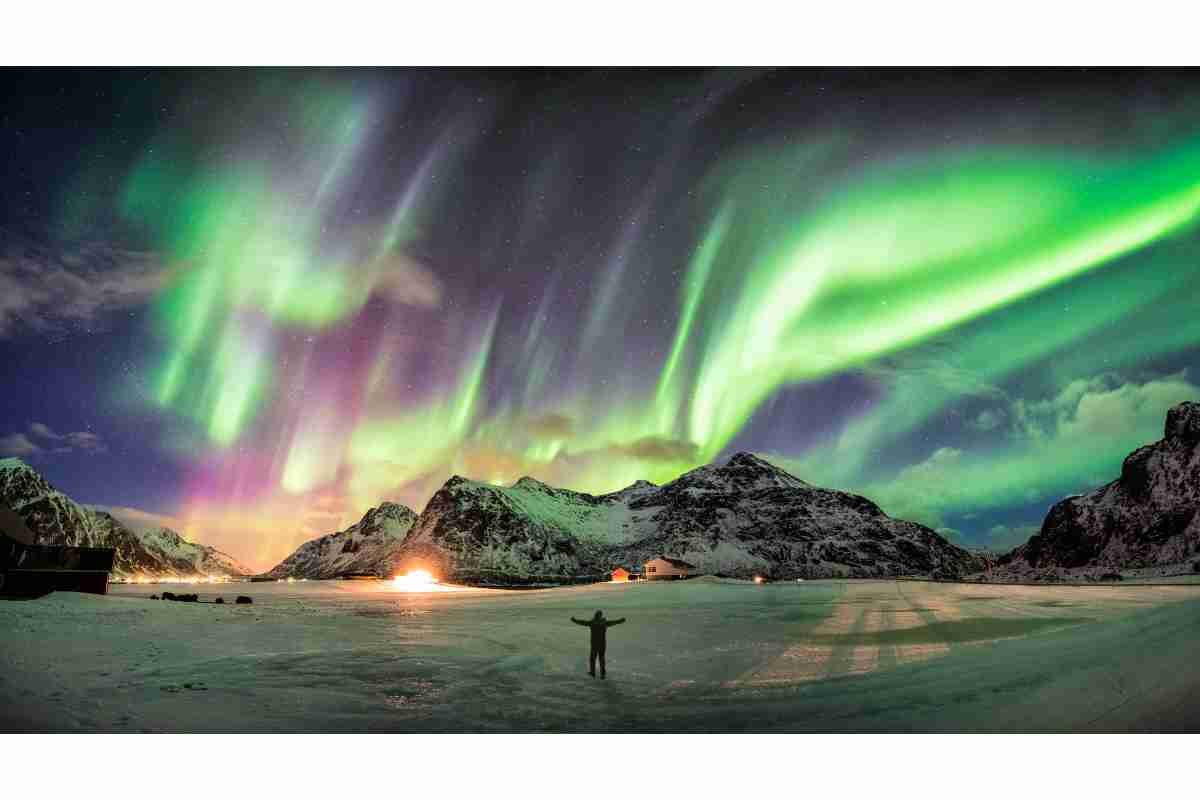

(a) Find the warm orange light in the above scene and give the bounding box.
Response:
[754,575,765,584]
[392,569,439,591]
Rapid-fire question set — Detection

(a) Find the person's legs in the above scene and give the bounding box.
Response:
[588,648,597,676]
[598,647,606,679]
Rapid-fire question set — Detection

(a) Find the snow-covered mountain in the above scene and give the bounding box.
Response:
[999,401,1200,575]
[0,457,249,577]
[261,502,417,579]
[1,457,103,546]
[386,452,984,579]
[119,523,251,578]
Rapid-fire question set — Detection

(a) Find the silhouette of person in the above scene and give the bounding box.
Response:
[571,609,626,678]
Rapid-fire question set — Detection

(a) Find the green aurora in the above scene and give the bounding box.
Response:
[48,71,1200,558]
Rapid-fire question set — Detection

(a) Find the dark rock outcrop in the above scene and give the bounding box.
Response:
[1002,401,1200,572]
[260,501,418,579]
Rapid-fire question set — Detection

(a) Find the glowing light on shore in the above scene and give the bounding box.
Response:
[392,569,438,591]
[387,569,465,592]
[119,574,231,584]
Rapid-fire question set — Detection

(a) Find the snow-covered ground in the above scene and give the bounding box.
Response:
[3,578,1200,731]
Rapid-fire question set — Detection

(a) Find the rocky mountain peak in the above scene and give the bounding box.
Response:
[605,479,659,503]
[1001,401,1200,573]
[0,457,53,494]
[0,456,34,472]
[355,502,419,536]
[725,452,775,469]
[261,498,419,579]
[665,451,809,494]
[1165,401,1200,444]
[443,475,474,491]
[718,452,806,484]
[374,501,417,519]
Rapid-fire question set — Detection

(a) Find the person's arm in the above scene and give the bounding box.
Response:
[571,617,588,625]
[608,618,626,626]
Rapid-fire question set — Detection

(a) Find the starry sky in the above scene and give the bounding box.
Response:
[4,67,1200,570]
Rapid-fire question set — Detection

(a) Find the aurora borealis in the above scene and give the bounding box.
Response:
[5,68,1200,569]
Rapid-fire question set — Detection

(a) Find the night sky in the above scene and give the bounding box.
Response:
[4,67,1200,570]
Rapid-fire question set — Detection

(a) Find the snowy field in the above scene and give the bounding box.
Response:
[4,577,1200,732]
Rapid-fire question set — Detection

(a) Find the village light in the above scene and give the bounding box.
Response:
[754,575,765,584]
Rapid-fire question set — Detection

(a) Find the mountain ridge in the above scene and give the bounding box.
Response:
[273,450,984,581]
[0,457,250,577]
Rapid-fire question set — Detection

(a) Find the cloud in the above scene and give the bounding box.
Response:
[970,409,1004,431]
[616,436,700,463]
[858,371,1200,530]
[173,494,368,573]
[520,412,576,440]
[983,523,1041,552]
[0,423,108,457]
[0,433,40,457]
[866,447,972,528]
[368,252,442,308]
[28,422,61,440]
[935,526,964,544]
[100,505,184,534]
[934,522,1038,553]
[0,233,169,337]
[64,431,105,453]
[1011,372,1197,444]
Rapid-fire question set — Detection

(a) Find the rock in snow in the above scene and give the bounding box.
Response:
[1001,401,1200,574]
[0,457,250,578]
[268,451,985,580]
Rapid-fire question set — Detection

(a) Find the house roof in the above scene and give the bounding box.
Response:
[650,556,696,569]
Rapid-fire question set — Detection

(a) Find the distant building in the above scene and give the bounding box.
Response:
[643,556,696,580]
[1,505,115,597]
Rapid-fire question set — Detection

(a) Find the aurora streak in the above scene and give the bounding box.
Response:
[7,69,1200,569]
